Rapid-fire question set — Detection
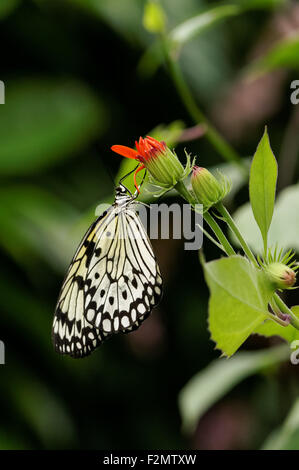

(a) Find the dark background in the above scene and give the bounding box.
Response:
[0,0,298,450]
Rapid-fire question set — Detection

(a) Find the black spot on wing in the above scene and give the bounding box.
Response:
[84,241,96,268]
[74,275,84,289]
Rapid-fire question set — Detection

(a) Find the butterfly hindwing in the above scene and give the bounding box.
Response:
[52,209,113,358]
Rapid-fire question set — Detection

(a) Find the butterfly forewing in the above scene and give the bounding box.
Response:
[84,207,162,334]
[52,210,113,358]
[52,187,162,358]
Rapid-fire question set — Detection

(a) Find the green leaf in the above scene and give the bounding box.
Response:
[262,398,299,450]
[255,306,299,343]
[169,0,285,48]
[249,129,278,252]
[179,344,289,434]
[203,255,275,356]
[0,0,19,19]
[231,183,299,253]
[246,36,299,79]
[170,4,241,47]
[0,185,80,270]
[0,79,105,175]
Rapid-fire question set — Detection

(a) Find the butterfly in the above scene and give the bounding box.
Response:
[52,179,163,358]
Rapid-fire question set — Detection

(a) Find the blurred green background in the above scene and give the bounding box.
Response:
[0,0,299,450]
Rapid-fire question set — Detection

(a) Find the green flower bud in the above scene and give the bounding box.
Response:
[265,262,296,289]
[138,137,184,186]
[191,166,229,209]
[143,1,166,34]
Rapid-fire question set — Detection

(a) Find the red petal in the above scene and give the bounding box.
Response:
[146,135,161,148]
[111,145,138,160]
[135,140,142,155]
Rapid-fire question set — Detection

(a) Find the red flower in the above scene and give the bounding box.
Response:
[112,135,185,192]
[111,136,167,192]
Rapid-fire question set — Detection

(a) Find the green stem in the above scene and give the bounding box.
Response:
[174,180,235,256]
[174,179,195,205]
[215,202,259,268]
[204,212,236,256]
[273,293,299,331]
[160,35,246,172]
[263,238,268,261]
[269,299,292,327]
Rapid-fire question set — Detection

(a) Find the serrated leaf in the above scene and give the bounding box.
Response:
[254,306,299,343]
[179,344,289,434]
[203,255,275,356]
[249,129,278,252]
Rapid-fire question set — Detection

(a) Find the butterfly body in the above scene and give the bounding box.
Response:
[52,184,162,358]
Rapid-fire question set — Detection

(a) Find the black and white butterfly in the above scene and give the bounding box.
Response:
[52,181,163,358]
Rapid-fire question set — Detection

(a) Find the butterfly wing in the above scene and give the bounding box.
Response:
[52,208,113,358]
[83,207,163,334]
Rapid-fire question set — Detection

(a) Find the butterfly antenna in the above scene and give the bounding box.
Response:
[119,165,139,185]
[118,165,147,198]
[117,165,139,197]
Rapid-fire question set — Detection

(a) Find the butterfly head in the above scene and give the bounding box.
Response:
[115,183,133,205]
